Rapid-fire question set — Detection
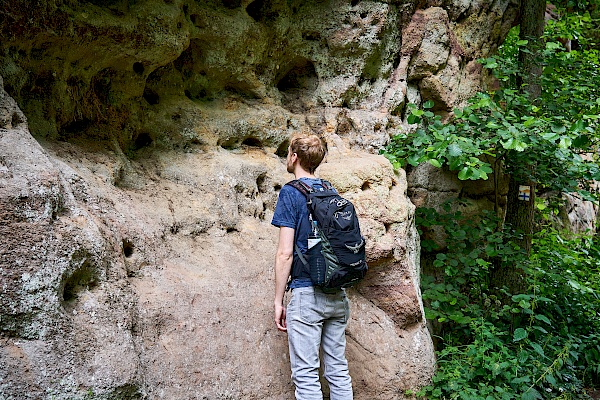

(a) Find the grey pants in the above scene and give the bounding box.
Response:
[286,286,353,400]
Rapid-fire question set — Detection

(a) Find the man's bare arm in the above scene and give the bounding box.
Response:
[274,227,294,332]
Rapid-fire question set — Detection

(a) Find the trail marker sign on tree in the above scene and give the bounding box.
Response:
[518,185,531,201]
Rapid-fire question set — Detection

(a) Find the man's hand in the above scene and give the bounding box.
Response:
[274,303,287,332]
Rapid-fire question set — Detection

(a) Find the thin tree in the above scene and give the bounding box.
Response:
[491,0,546,293]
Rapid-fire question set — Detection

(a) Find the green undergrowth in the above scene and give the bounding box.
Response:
[417,204,600,399]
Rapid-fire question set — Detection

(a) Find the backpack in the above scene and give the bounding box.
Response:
[286,179,368,293]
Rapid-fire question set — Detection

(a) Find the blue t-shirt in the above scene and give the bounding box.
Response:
[271,178,325,288]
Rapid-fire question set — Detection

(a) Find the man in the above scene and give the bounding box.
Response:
[272,133,353,400]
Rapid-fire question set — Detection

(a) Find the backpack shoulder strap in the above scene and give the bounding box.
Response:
[285,179,313,197]
[320,180,334,190]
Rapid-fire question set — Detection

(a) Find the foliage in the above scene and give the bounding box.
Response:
[379,8,600,399]
[416,204,600,399]
[381,15,600,203]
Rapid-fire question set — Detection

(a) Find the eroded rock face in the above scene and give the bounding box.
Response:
[0,1,520,398]
[0,0,518,148]
[1,83,434,398]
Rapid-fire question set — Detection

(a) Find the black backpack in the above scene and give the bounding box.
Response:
[286,179,368,293]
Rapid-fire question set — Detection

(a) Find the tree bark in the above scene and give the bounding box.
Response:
[505,0,545,255]
[492,0,545,295]
[515,0,546,99]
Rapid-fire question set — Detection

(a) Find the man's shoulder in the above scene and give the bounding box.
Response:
[272,181,307,228]
[280,181,304,197]
[276,181,308,208]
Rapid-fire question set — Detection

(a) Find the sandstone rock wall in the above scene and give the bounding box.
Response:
[0,1,520,398]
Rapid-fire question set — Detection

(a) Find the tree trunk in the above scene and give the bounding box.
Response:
[515,0,546,98]
[492,0,545,295]
[491,176,536,294]
[505,0,545,254]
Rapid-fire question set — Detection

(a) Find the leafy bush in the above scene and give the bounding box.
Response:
[417,205,600,399]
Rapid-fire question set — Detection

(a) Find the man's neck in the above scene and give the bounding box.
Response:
[293,167,316,180]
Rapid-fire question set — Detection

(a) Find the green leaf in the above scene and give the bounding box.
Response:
[534,314,551,325]
[558,136,572,149]
[423,100,435,109]
[502,138,515,149]
[514,140,528,152]
[513,328,527,342]
[531,342,545,357]
[428,159,442,168]
[545,373,557,386]
[512,376,530,385]
[486,121,502,129]
[518,300,531,309]
[521,388,543,400]
[523,117,536,127]
[551,124,566,133]
[447,144,463,157]
[532,325,548,334]
[448,158,462,171]
[480,164,493,173]
[541,131,559,141]
[407,114,421,125]
[407,153,421,166]
[458,167,472,180]
[468,114,481,124]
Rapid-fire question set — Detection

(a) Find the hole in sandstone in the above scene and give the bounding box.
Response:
[61,261,98,306]
[256,173,267,193]
[91,68,115,103]
[133,132,153,150]
[133,62,145,75]
[302,31,321,41]
[275,139,289,157]
[361,181,371,191]
[4,82,14,96]
[246,0,264,21]
[274,184,282,191]
[122,239,134,258]
[336,119,352,136]
[222,0,241,8]
[143,87,159,105]
[242,137,263,147]
[11,112,22,127]
[276,58,318,93]
[190,14,206,29]
[226,227,238,233]
[246,0,278,22]
[351,0,360,5]
[61,118,92,136]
